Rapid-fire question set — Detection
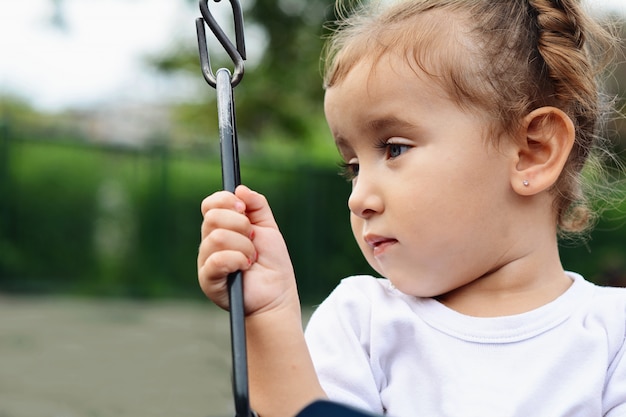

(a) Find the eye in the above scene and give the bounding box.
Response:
[339,161,359,181]
[376,140,411,160]
[387,143,409,159]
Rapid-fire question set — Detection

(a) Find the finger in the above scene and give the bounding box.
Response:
[201,208,253,240]
[235,185,278,228]
[201,191,246,216]
[197,228,257,272]
[198,250,251,310]
[198,247,254,309]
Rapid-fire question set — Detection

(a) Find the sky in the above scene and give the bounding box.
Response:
[1,0,625,112]
[1,0,200,111]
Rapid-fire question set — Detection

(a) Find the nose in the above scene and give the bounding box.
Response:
[347,170,384,219]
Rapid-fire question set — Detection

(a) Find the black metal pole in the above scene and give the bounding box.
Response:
[216,68,252,417]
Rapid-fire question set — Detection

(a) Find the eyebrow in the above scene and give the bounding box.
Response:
[333,116,418,151]
[365,116,416,134]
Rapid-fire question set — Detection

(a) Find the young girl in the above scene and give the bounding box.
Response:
[197,0,625,416]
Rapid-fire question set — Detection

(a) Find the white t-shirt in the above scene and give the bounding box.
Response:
[304,272,626,417]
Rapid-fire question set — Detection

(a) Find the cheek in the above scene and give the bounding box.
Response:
[350,213,381,273]
[350,215,369,252]
[350,213,362,241]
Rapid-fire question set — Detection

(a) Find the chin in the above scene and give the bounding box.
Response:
[385,277,444,299]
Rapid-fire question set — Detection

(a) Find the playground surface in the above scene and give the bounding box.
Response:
[0,295,239,417]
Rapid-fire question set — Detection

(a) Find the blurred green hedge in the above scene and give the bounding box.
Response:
[0,137,624,305]
[0,137,373,304]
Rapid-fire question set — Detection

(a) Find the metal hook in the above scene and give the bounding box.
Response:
[196,0,247,87]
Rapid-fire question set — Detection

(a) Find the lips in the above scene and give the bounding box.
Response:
[364,234,398,256]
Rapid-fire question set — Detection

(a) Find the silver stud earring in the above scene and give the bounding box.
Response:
[523,180,530,187]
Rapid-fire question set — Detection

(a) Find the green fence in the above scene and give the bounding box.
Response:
[0,130,375,304]
[0,131,625,305]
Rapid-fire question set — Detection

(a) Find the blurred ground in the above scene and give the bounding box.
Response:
[0,295,237,417]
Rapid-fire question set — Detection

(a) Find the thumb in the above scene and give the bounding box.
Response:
[235,185,278,229]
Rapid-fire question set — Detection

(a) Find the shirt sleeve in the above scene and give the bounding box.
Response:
[304,277,385,415]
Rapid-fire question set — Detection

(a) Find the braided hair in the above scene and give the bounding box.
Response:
[323,0,619,235]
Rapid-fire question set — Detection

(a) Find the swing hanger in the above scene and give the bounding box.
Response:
[196,0,247,88]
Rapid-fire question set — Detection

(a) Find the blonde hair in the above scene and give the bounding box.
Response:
[323,0,620,235]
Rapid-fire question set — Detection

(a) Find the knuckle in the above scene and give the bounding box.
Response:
[209,255,231,274]
[201,191,234,213]
[257,193,269,205]
[206,252,246,278]
[202,209,221,228]
[208,228,231,249]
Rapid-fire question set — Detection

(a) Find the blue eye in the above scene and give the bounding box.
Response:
[387,143,408,158]
[377,141,410,159]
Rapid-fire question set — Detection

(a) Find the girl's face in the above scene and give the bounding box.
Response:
[324,54,524,298]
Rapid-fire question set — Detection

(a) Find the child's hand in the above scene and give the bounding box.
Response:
[199,185,325,416]
[198,185,297,316]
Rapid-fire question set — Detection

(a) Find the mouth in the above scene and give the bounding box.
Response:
[364,234,398,256]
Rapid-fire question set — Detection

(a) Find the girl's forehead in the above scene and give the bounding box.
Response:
[325,52,459,107]
[325,6,475,87]
[325,54,464,120]
[324,51,498,144]
[326,14,487,114]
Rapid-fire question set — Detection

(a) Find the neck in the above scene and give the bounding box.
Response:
[436,241,572,317]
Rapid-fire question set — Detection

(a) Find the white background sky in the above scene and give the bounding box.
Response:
[1,0,625,112]
[1,0,199,111]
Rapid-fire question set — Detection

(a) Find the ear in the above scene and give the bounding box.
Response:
[511,107,575,196]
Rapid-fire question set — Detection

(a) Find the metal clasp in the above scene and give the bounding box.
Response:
[196,0,247,88]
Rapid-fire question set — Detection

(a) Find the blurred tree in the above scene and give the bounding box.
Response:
[150,0,337,145]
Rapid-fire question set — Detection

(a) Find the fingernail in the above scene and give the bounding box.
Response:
[249,229,255,240]
[235,201,245,213]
